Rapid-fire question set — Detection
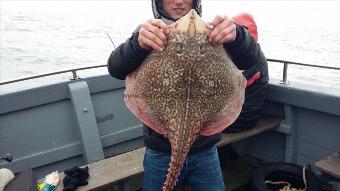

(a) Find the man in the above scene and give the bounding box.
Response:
[218,13,269,163]
[107,0,267,190]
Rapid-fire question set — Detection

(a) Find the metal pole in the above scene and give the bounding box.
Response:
[280,62,289,84]
[71,70,79,80]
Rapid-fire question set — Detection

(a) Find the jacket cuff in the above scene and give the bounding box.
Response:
[223,24,246,51]
[131,32,150,56]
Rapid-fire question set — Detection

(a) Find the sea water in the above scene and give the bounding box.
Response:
[1,0,340,93]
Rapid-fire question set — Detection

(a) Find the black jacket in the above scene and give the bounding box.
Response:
[107,24,267,153]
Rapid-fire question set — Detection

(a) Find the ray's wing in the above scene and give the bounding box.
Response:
[124,51,173,136]
[199,72,246,136]
[197,48,247,136]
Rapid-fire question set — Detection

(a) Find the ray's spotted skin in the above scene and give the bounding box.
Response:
[124,10,246,191]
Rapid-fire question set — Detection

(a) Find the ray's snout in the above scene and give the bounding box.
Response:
[176,9,208,36]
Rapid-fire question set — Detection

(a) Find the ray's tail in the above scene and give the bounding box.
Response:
[162,140,191,191]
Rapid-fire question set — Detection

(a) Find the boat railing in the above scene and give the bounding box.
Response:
[0,59,339,86]
[268,59,340,84]
[0,64,106,86]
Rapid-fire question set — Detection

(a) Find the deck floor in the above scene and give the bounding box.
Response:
[221,155,259,191]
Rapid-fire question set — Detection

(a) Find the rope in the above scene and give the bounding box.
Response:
[264,166,307,191]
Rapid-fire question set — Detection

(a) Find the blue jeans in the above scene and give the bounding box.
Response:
[143,146,225,191]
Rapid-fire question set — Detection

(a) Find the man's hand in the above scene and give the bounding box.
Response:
[138,19,169,52]
[208,15,236,45]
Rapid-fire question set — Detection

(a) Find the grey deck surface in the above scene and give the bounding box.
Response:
[217,115,282,147]
[55,147,145,191]
[315,151,340,179]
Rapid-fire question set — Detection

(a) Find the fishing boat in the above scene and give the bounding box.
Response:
[0,59,339,190]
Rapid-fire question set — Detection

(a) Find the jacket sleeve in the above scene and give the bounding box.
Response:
[107,30,150,80]
[223,24,266,70]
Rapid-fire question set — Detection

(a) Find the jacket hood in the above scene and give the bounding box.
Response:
[151,0,202,24]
